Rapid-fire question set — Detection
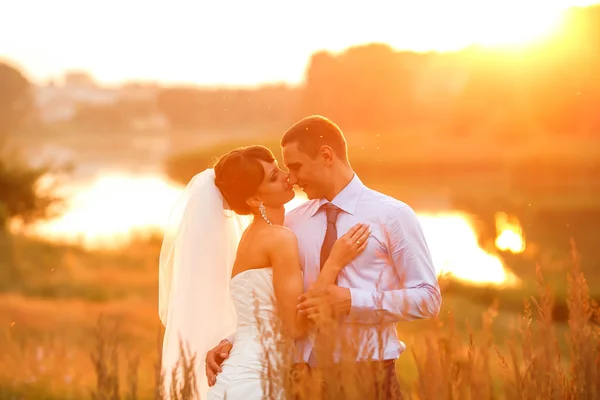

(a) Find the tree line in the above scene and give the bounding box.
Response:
[156,5,600,138]
[1,4,599,235]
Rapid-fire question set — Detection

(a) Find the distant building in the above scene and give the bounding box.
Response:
[34,71,166,130]
[35,72,119,123]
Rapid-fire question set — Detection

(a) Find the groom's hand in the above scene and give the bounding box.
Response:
[297,285,351,320]
[205,339,232,386]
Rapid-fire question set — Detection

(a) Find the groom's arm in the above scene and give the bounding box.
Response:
[205,331,237,386]
[224,332,235,345]
[348,205,442,324]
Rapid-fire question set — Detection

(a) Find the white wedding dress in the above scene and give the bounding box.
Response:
[207,267,285,400]
[158,169,291,400]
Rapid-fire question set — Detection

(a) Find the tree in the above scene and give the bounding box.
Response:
[0,62,57,232]
[0,62,35,148]
[0,156,66,231]
[0,63,65,284]
[299,44,415,131]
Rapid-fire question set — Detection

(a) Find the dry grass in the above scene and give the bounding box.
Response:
[151,241,598,400]
[1,238,598,399]
[405,243,599,400]
[0,236,162,399]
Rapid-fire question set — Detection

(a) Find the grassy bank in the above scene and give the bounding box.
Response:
[163,131,600,213]
[0,236,163,399]
[0,234,598,398]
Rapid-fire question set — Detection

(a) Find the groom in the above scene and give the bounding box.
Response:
[205,115,442,398]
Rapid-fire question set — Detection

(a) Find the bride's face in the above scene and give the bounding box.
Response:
[254,160,295,207]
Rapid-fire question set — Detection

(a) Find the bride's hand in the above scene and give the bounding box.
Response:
[326,223,371,270]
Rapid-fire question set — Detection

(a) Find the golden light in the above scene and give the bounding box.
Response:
[4,1,595,86]
[28,174,523,287]
[457,3,566,49]
[417,213,520,286]
[495,212,526,253]
[27,174,183,248]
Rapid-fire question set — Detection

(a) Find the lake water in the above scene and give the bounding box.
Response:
[24,170,524,286]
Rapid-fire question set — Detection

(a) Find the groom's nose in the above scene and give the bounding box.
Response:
[287,172,298,185]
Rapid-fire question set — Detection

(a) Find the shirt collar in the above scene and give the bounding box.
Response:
[310,174,364,217]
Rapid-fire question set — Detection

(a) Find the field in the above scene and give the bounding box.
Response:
[3,5,600,396]
[2,122,599,399]
[1,232,598,399]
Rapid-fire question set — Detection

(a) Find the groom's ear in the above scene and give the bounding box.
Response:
[319,145,334,165]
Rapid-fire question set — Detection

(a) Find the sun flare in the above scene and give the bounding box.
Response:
[495,212,526,253]
[382,1,578,54]
[454,3,566,49]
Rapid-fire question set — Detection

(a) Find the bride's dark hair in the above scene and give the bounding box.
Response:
[213,145,276,215]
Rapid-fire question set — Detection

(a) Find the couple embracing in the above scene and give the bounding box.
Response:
[158,116,442,399]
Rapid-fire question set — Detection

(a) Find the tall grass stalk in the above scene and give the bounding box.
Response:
[87,245,598,399]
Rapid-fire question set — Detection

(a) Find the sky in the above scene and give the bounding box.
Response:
[1,0,598,87]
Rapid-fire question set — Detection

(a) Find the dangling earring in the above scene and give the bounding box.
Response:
[258,203,272,225]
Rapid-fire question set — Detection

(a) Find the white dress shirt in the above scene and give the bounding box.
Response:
[284,174,442,362]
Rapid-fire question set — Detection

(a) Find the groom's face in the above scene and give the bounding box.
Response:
[282,142,329,200]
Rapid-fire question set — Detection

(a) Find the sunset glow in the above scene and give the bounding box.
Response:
[27,174,183,247]
[27,174,521,286]
[1,0,598,86]
[495,212,526,253]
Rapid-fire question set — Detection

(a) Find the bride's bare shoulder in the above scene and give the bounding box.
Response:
[264,225,297,248]
[264,226,300,265]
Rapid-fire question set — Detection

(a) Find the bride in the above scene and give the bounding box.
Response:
[158,145,370,399]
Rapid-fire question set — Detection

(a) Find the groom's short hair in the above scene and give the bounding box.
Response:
[281,115,348,161]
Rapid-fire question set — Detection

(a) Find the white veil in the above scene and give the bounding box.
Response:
[158,168,249,398]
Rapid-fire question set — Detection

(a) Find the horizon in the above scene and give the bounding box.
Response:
[2,0,599,88]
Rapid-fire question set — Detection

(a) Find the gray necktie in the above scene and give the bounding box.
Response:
[309,203,342,367]
[320,203,342,270]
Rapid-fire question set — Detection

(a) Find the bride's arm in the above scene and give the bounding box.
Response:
[268,223,370,338]
[311,259,344,289]
[309,223,371,290]
[268,227,341,339]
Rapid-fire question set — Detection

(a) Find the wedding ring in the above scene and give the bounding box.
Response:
[356,240,361,245]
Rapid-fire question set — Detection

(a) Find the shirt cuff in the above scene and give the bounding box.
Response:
[224,332,235,345]
[349,288,376,317]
